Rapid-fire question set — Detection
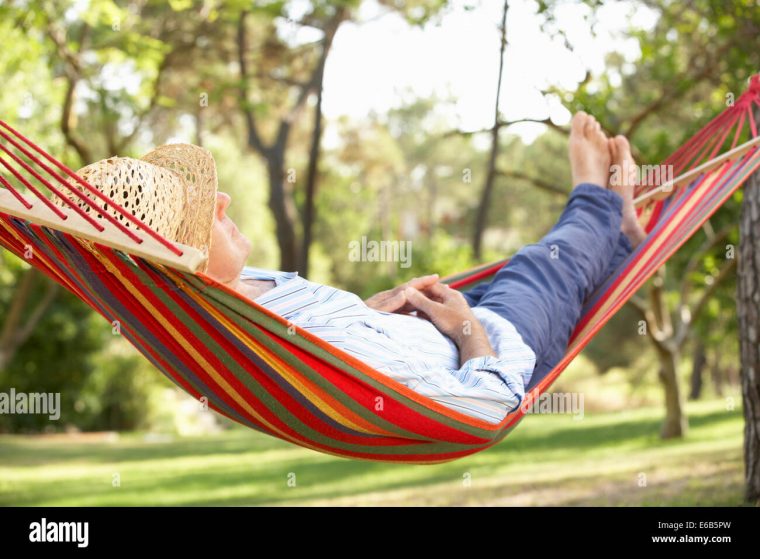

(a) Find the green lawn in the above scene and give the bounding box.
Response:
[0,397,746,506]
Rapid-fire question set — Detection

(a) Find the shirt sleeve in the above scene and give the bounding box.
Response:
[456,355,526,413]
[401,354,528,423]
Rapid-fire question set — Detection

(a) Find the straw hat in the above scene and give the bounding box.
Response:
[56,144,218,269]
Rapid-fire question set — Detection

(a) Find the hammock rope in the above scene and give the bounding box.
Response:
[1,75,759,463]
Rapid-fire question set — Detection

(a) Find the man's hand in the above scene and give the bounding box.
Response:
[404,283,497,365]
[403,283,475,343]
[364,274,440,313]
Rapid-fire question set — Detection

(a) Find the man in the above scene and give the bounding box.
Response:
[65,112,645,424]
[203,112,646,424]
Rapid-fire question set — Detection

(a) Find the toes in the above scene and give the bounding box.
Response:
[608,139,619,183]
[613,135,637,185]
[583,116,596,137]
[614,135,631,159]
[571,112,588,135]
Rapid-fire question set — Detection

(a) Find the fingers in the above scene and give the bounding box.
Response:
[427,282,466,304]
[374,290,407,312]
[368,275,440,312]
[426,282,451,301]
[404,286,440,315]
[406,274,439,290]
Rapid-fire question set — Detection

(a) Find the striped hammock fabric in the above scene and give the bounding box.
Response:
[1,76,759,464]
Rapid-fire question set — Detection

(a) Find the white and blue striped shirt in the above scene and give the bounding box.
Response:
[241,267,537,424]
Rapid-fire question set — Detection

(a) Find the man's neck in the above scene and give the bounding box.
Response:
[223,276,242,292]
[210,268,275,300]
[237,277,276,301]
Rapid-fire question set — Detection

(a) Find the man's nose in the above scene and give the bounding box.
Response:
[217,192,231,216]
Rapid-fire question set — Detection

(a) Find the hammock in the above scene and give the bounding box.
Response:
[1,76,759,464]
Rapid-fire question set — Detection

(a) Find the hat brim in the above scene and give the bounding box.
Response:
[140,144,218,265]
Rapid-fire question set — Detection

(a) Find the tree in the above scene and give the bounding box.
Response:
[236,3,351,273]
[737,103,760,505]
[235,0,453,273]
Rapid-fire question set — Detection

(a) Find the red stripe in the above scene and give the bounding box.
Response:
[447,261,507,290]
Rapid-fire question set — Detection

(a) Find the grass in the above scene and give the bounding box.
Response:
[0,396,747,506]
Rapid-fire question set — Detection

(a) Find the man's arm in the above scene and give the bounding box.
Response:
[453,319,497,367]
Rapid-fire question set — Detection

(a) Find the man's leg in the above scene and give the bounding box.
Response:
[604,231,635,279]
[461,221,635,310]
[473,183,624,374]
[462,229,634,309]
[468,121,645,391]
[460,279,491,307]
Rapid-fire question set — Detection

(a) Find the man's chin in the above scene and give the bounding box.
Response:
[239,236,253,258]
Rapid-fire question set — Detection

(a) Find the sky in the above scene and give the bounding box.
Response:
[276,0,659,146]
[59,0,660,148]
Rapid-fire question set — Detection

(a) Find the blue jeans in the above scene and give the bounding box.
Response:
[462,183,634,391]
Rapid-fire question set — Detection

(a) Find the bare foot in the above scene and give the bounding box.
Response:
[569,112,611,189]
[609,135,647,248]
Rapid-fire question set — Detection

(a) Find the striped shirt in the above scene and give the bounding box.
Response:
[241,267,537,424]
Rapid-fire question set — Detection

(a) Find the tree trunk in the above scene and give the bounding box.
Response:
[738,111,760,504]
[689,340,706,400]
[645,269,688,438]
[300,57,327,276]
[656,344,688,438]
[472,0,508,260]
[299,8,346,275]
[237,10,346,275]
[267,158,300,271]
[710,347,724,397]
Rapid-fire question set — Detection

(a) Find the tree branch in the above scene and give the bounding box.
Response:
[675,257,737,347]
[115,48,175,153]
[623,42,732,138]
[446,117,569,139]
[627,290,669,352]
[679,222,735,309]
[46,19,92,163]
[276,7,348,151]
[495,168,570,196]
[237,11,269,156]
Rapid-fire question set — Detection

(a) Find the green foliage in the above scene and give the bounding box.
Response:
[75,348,164,432]
[0,269,105,432]
[377,0,451,25]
